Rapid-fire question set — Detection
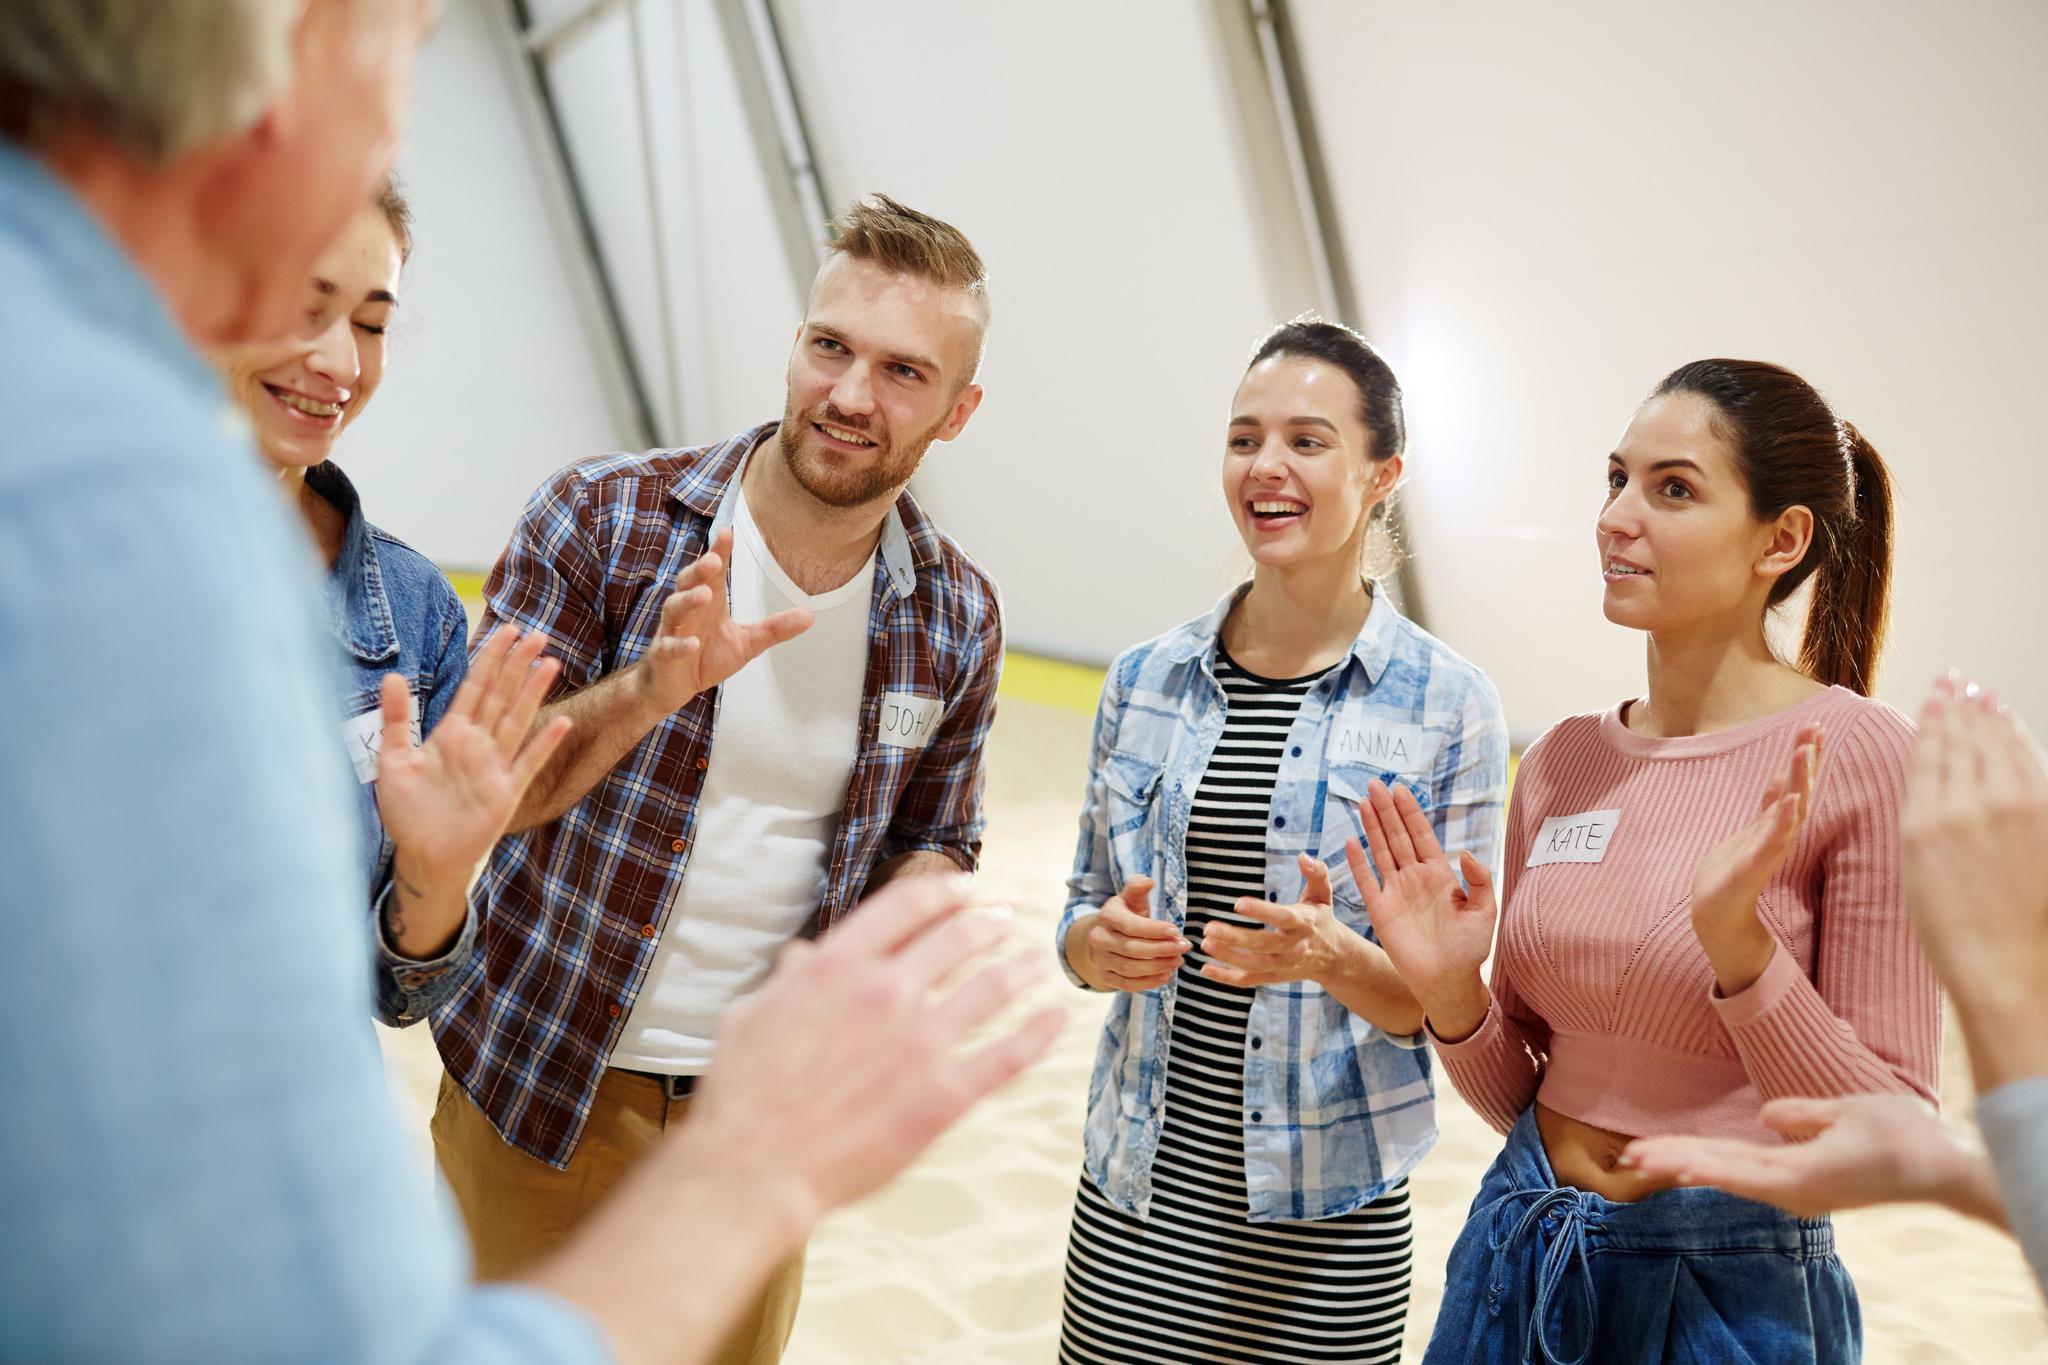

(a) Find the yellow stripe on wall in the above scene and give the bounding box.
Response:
[998,653,1105,714]
[448,567,1108,716]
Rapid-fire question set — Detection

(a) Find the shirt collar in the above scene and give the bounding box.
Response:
[1166,579,1400,685]
[687,421,919,600]
[306,461,398,665]
[0,143,226,411]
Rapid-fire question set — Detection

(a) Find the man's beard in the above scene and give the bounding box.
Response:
[777,401,944,509]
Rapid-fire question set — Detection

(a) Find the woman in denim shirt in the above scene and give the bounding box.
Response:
[210,183,568,1025]
[1053,320,1509,1365]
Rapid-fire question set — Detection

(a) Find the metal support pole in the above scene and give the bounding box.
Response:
[1205,0,1426,624]
[507,0,662,447]
[712,0,834,299]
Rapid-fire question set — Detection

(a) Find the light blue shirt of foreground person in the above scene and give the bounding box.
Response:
[0,145,606,1362]
[1058,585,1509,1222]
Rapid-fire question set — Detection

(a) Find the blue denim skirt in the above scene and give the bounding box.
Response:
[1422,1107,1861,1364]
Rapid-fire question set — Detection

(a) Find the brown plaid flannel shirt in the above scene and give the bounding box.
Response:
[432,424,1002,1166]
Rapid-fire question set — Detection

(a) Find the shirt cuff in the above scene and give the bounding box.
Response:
[1054,902,1096,990]
[1424,993,1505,1057]
[371,882,477,1024]
[1707,938,1801,1029]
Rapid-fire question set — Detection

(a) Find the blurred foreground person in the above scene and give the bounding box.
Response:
[0,3,1055,1360]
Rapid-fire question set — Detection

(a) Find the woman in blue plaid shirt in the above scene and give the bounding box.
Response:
[1052,319,1511,1365]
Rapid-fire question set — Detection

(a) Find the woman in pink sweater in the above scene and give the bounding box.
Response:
[1355,359,1938,1363]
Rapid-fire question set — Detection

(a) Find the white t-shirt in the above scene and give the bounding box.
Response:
[609,486,874,1074]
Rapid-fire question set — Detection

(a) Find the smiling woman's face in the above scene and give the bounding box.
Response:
[212,204,403,472]
[1221,355,1389,573]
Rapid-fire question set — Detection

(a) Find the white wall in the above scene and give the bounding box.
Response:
[762,0,1314,661]
[541,0,801,444]
[527,0,1304,662]
[373,1,2048,730]
[1293,0,2048,737]
[340,0,638,571]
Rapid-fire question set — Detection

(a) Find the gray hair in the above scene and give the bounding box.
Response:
[0,0,304,166]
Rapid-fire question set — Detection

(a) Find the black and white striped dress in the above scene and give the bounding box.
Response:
[1058,650,1413,1365]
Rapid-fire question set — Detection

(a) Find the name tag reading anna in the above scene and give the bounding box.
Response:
[877,691,944,751]
[1329,718,1432,772]
[1527,808,1622,866]
[342,698,421,784]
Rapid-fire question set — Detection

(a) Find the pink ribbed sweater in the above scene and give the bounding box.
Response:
[1434,685,1942,1143]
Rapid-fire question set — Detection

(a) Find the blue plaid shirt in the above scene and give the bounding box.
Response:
[436,424,1003,1167]
[1057,586,1508,1221]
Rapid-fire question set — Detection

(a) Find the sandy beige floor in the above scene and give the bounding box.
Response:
[377,694,2048,1362]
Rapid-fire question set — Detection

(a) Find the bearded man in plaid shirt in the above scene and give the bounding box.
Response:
[428,195,1004,1364]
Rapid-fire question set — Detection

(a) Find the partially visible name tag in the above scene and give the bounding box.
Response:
[877,691,943,750]
[1329,717,1432,773]
[1527,808,1622,866]
[342,697,421,784]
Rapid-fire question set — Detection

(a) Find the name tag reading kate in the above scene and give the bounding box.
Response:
[1527,808,1622,866]
[342,697,421,784]
[1329,718,1432,772]
[877,691,944,751]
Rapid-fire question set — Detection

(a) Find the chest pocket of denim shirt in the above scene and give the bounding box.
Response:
[1101,749,1166,886]
[1323,764,1433,928]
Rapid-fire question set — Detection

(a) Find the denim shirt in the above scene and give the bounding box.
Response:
[308,462,476,1026]
[1057,586,1509,1221]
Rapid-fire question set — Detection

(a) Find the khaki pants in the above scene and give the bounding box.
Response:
[432,1068,805,1365]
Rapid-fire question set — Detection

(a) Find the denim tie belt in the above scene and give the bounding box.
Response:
[1484,1184,1599,1365]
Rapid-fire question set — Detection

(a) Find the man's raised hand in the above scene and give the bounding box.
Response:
[634,528,812,714]
[680,874,1064,1222]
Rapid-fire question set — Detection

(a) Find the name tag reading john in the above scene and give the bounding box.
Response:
[877,691,943,751]
[342,698,421,784]
[1527,808,1622,866]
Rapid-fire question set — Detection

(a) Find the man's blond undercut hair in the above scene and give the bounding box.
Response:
[822,193,990,381]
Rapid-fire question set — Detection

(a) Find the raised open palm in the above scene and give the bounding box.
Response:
[638,528,812,714]
[375,627,572,889]
[1690,723,1822,946]
[1344,778,1497,998]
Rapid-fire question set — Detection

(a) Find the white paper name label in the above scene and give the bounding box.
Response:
[1526,808,1622,866]
[877,691,943,750]
[1330,718,1431,772]
[343,697,421,784]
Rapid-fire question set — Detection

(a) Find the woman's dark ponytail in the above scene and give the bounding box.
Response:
[1798,423,1893,695]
